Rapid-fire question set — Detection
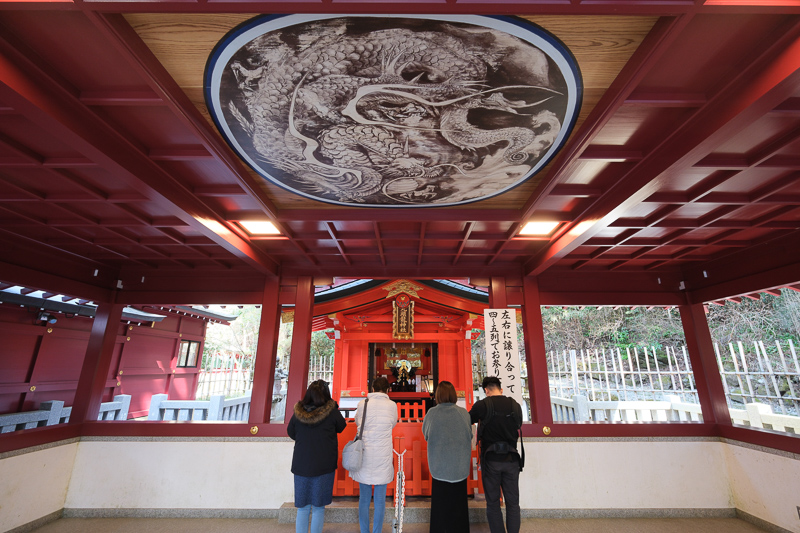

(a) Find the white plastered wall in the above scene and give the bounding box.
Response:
[0,442,78,532]
[3,436,798,532]
[519,439,733,510]
[65,439,295,511]
[724,441,800,533]
[520,439,733,509]
[64,438,732,512]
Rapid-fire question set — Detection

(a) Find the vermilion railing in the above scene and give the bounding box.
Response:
[334,414,482,497]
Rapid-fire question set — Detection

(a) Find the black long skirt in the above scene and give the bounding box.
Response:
[430,477,470,533]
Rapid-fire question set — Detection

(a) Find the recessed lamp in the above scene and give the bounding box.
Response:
[519,221,559,235]
[239,220,280,235]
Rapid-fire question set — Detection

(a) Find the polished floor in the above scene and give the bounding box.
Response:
[28,517,769,533]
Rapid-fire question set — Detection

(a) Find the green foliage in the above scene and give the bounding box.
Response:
[309,329,335,358]
[541,306,685,351]
[202,305,262,370]
[705,289,800,346]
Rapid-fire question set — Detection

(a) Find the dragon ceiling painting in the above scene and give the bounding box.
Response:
[205,15,582,207]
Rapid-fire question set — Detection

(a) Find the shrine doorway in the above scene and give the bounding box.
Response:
[368,342,438,408]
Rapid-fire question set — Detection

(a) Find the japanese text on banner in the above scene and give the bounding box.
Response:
[482,308,525,414]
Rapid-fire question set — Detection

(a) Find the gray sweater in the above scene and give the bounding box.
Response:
[422,402,473,482]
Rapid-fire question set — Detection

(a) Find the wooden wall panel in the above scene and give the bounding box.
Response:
[0,304,212,419]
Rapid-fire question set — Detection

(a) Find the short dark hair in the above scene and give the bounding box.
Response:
[302,380,330,407]
[482,376,502,392]
[434,381,457,404]
[372,376,390,393]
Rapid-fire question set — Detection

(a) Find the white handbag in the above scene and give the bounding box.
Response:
[341,398,368,472]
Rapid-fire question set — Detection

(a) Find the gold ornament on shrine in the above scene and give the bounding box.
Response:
[392,293,414,340]
[383,279,424,299]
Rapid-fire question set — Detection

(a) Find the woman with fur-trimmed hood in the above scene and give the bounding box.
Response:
[287,380,347,533]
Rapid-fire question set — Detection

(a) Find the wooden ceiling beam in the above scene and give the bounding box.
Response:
[757,155,800,168]
[16,0,799,16]
[518,15,693,227]
[573,229,645,269]
[0,132,44,165]
[0,28,279,276]
[525,17,800,276]
[79,89,163,106]
[579,146,644,161]
[549,184,603,197]
[373,222,386,267]
[624,91,707,107]
[417,222,426,266]
[148,146,214,161]
[0,204,134,265]
[276,208,517,223]
[747,124,800,168]
[750,171,800,203]
[452,222,475,266]
[88,13,283,226]
[325,222,351,266]
[195,186,248,197]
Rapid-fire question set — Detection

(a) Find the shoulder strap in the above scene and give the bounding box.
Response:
[356,398,369,440]
[477,396,494,442]
[485,396,495,420]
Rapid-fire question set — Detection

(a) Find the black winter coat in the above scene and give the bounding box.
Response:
[287,399,347,477]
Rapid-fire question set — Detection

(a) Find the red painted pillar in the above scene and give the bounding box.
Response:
[70,301,124,425]
[249,276,281,424]
[679,302,730,426]
[522,276,553,425]
[488,277,507,308]
[284,276,315,423]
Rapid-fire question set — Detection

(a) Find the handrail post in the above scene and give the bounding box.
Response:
[147,394,168,421]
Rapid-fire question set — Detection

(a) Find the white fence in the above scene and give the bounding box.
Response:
[0,395,131,433]
[147,392,251,421]
[547,345,697,403]
[196,366,253,400]
[551,395,703,423]
[547,339,800,416]
[308,355,334,385]
[550,394,800,433]
[714,339,800,414]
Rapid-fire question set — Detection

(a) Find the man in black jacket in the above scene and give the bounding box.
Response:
[469,376,523,533]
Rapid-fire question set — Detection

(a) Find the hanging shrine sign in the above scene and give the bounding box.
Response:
[483,309,524,410]
[393,293,414,340]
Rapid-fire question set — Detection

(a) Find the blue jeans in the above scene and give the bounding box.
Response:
[358,483,388,533]
[296,504,325,533]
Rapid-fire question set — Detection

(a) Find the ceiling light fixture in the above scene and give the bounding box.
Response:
[238,220,281,235]
[519,221,559,235]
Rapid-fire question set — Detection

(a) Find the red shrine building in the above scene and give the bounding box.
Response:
[1,1,800,532]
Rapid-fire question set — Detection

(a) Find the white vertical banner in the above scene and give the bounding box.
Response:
[483,309,525,414]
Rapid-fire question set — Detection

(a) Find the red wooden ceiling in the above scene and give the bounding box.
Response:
[1,1,799,300]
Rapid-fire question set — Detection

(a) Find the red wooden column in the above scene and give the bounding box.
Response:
[69,301,124,425]
[679,302,730,426]
[522,276,553,426]
[284,276,315,423]
[488,277,507,308]
[249,276,281,424]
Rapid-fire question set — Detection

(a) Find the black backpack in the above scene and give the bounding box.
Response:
[477,396,525,471]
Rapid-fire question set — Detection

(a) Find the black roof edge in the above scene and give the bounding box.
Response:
[313,279,388,304]
[312,279,489,305]
[0,291,167,322]
[176,305,238,322]
[418,280,489,304]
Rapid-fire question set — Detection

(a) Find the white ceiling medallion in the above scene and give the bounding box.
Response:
[206,15,582,207]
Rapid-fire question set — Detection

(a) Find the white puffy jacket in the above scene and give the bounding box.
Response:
[349,392,398,485]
